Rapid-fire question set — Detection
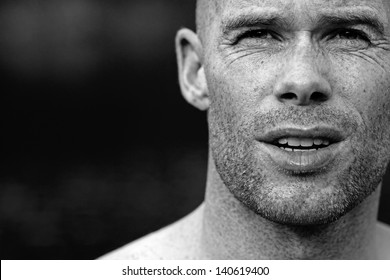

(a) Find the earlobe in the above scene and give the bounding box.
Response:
[175,28,209,111]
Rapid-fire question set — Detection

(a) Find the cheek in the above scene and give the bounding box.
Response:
[333,56,390,144]
[337,51,390,102]
[351,70,389,126]
[206,60,276,127]
[207,73,255,142]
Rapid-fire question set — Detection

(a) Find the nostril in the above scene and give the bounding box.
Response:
[280,92,297,100]
[311,91,328,102]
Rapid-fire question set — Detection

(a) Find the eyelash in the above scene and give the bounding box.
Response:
[235,28,371,44]
[326,28,371,43]
[236,29,279,43]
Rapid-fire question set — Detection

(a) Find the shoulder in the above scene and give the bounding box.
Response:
[376,221,390,259]
[98,204,204,260]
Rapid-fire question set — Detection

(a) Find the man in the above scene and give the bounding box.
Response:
[101,0,390,259]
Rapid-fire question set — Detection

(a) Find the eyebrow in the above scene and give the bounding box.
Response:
[221,12,292,35]
[316,13,385,34]
[221,9,386,35]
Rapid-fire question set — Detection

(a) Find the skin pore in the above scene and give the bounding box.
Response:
[100,0,390,260]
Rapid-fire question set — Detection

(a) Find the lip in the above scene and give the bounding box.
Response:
[256,127,347,173]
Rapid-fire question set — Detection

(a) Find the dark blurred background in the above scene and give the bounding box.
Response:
[0,0,389,260]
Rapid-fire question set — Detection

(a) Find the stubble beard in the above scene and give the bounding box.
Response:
[208,105,390,226]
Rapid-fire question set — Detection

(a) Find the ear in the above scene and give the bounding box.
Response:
[175,28,209,111]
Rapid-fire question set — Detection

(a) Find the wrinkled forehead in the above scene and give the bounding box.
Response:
[214,0,389,24]
[217,0,389,12]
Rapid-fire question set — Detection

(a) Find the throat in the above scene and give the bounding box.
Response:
[203,192,378,260]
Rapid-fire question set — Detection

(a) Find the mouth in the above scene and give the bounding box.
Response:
[257,127,347,173]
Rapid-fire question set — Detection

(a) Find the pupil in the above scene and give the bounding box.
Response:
[341,30,357,39]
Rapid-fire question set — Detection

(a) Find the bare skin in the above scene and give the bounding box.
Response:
[100,0,390,259]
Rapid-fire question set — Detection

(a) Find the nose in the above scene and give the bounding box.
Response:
[273,44,332,106]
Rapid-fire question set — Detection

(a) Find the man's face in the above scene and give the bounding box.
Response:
[204,0,390,225]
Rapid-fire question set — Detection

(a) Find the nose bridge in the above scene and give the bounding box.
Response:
[273,33,331,105]
[289,36,321,81]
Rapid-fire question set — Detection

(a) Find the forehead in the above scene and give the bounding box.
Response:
[215,0,389,21]
[218,0,387,10]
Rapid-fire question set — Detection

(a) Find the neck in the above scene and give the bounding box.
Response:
[200,154,380,259]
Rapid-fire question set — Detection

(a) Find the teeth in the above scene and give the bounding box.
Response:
[278,138,288,145]
[278,137,330,151]
[287,138,301,147]
[300,138,314,147]
[290,148,318,152]
[282,148,319,152]
[283,137,329,147]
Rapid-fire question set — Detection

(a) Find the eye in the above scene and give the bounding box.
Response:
[328,28,371,43]
[236,29,280,43]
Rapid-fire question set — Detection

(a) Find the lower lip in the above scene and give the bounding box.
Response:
[259,142,343,173]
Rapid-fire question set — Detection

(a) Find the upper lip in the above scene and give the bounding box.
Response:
[257,126,346,144]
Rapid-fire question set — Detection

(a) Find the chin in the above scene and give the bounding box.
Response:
[232,188,350,226]
[228,167,381,226]
[250,199,352,226]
